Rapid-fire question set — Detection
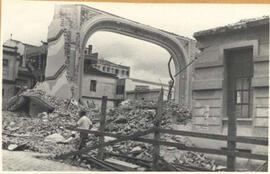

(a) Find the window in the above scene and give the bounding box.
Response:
[107,67,110,72]
[115,69,119,75]
[235,77,252,118]
[90,80,97,92]
[103,66,105,71]
[121,70,125,75]
[126,71,129,76]
[226,47,253,118]
[116,85,125,95]
[3,59,8,66]
[84,50,88,54]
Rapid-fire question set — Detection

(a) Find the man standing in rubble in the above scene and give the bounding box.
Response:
[77,110,92,150]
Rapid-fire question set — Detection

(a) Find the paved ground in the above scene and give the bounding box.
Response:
[2,150,89,171]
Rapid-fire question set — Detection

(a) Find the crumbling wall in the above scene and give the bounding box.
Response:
[36,68,73,99]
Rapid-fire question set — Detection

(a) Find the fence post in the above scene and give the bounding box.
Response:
[97,96,107,160]
[227,96,236,171]
[152,88,164,170]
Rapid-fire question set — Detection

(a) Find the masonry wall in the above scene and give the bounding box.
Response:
[82,74,117,101]
[192,25,269,154]
[3,53,19,81]
[126,91,160,101]
[2,83,16,110]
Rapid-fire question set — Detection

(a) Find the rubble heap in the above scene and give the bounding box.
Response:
[2,89,219,170]
[3,89,98,155]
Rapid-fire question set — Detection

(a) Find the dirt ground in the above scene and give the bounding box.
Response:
[2,150,88,171]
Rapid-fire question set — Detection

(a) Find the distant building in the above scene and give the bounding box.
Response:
[81,45,172,107]
[92,59,130,79]
[117,78,175,101]
[82,45,119,108]
[126,87,170,102]
[2,45,19,109]
[2,39,47,109]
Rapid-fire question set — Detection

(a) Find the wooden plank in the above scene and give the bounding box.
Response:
[152,88,163,170]
[56,128,155,159]
[133,137,268,161]
[84,155,117,171]
[105,152,152,163]
[158,128,226,141]
[67,127,268,146]
[192,80,223,90]
[97,96,107,160]
[174,127,267,145]
[105,158,140,169]
[227,100,236,171]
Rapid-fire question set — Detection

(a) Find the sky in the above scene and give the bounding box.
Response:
[2,0,270,83]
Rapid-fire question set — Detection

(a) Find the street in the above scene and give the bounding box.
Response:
[2,150,88,171]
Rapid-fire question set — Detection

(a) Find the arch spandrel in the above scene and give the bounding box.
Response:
[44,4,194,107]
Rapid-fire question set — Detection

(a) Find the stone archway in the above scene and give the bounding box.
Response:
[43,4,195,107]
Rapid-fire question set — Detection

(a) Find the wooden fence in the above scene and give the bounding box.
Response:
[58,89,268,171]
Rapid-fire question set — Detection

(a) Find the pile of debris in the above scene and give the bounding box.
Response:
[106,99,192,134]
[3,89,220,171]
[3,88,99,155]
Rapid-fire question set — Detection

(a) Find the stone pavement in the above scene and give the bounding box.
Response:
[2,150,89,171]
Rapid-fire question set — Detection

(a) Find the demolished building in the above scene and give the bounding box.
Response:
[40,4,196,108]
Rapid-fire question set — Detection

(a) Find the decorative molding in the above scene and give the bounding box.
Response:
[80,7,101,26]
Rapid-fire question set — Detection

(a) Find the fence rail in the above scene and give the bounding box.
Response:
[60,89,268,171]
[158,128,268,146]
[66,126,268,161]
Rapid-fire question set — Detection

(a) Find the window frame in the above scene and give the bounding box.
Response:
[234,76,253,118]
[3,59,8,67]
[90,80,97,92]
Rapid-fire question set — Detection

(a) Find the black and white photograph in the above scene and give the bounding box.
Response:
[1,0,269,172]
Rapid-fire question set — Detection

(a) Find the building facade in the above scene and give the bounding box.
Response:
[2,45,19,109]
[82,65,119,109]
[92,58,130,79]
[116,78,174,101]
[2,39,47,109]
[126,88,170,102]
[191,17,269,155]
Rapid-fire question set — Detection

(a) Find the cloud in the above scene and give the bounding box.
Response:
[88,31,173,83]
